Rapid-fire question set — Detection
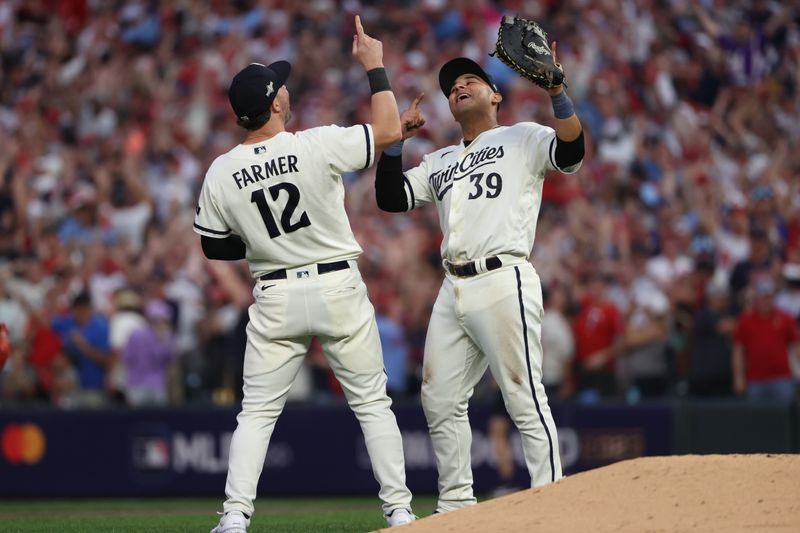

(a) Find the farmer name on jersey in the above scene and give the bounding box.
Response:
[429,145,505,200]
[232,155,299,190]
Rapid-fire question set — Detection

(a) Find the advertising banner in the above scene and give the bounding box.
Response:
[0,402,673,496]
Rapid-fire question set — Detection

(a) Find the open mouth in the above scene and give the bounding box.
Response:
[457,93,471,102]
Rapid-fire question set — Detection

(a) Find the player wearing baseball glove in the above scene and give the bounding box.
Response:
[491,15,566,90]
[374,16,584,513]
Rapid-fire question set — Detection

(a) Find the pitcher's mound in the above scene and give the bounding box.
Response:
[380,454,800,532]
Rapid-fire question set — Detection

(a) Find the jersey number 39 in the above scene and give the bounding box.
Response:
[251,184,311,239]
[468,172,503,200]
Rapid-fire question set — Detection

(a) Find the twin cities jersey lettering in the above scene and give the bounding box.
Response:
[401,122,581,263]
[194,125,375,278]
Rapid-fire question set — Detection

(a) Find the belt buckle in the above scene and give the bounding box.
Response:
[446,260,475,277]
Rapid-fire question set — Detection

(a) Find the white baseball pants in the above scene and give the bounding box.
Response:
[422,261,561,512]
[222,261,412,517]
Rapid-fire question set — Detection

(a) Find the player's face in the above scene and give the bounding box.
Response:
[448,74,499,119]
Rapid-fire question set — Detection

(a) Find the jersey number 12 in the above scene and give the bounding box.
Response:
[251,184,311,239]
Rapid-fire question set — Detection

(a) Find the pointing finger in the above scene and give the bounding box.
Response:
[355,15,365,38]
[551,41,557,60]
[411,92,425,110]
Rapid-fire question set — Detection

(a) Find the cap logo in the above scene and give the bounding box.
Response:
[266,81,274,97]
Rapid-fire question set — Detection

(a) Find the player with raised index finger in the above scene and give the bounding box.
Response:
[374,20,585,513]
[199,15,415,533]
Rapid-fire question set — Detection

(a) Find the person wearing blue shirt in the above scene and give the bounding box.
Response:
[51,291,111,405]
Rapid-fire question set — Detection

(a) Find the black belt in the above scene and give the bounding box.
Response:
[445,256,502,277]
[259,260,350,281]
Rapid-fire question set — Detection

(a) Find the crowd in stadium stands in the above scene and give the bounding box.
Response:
[1,0,799,408]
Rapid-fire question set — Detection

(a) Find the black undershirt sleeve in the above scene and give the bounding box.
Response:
[201,234,246,261]
[375,153,409,212]
[554,130,585,169]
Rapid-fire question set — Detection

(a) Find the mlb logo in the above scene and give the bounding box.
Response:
[133,436,170,470]
[254,146,267,155]
[296,271,310,279]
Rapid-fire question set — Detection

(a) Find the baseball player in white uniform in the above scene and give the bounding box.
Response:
[374,52,585,513]
[198,17,415,532]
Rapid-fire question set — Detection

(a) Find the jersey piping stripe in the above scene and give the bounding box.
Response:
[193,223,230,236]
[514,266,556,482]
[362,124,372,169]
[548,137,557,171]
[402,174,415,210]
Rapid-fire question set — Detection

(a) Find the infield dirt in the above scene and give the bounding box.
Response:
[375,454,800,532]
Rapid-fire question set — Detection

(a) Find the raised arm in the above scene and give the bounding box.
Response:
[546,42,584,170]
[352,15,402,151]
[375,93,426,212]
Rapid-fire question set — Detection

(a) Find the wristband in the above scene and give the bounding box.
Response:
[384,140,404,157]
[367,67,391,94]
[550,90,575,119]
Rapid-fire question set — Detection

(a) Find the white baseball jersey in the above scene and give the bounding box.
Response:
[199,121,414,520]
[407,121,581,512]
[193,124,376,277]
[401,122,581,263]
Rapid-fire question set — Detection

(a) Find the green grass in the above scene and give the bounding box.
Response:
[0,497,439,532]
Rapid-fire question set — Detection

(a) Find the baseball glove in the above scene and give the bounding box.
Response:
[491,15,565,89]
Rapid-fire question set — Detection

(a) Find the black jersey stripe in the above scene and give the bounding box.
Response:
[362,124,372,169]
[514,266,556,482]
[548,137,557,171]
[193,223,230,236]
[402,174,415,211]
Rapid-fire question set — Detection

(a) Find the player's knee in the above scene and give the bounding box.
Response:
[421,393,455,422]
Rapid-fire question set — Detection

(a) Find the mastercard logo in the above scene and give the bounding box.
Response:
[1,423,46,465]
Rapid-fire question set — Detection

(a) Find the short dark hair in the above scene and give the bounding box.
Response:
[71,291,92,309]
[237,110,271,131]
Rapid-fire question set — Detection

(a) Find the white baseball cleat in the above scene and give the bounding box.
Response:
[211,510,250,533]
[386,508,416,527]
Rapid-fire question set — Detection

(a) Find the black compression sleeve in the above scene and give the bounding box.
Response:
[201,234,246,261]
[375,153,409,212]
[554,130,585,169]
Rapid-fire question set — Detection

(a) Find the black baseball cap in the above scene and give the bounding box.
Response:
[228,61,291,123]
[438,57,499,96]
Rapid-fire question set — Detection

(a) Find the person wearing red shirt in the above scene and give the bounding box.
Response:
[571,273,624,402]
[733,279,798,401]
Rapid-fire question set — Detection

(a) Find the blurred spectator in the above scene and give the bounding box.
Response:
[58,187,114,247]
[712,206,750,279]
[377,300,410,398]
[108,289,147,402]
[122,299,177,407]
[0,271,26,344]
[733,279,798,401]
[27,313,74,407]
[0,325,10,372]
[0,343,37,403]
[688,279,735,397]
[620,290,671,400]
[540,286,574,400]
[729,227,777,311]
[775,263,800,319]
[51,291,111,406]
[646,232,693,292]
[571,273,624,402]
[776,263,800,382]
